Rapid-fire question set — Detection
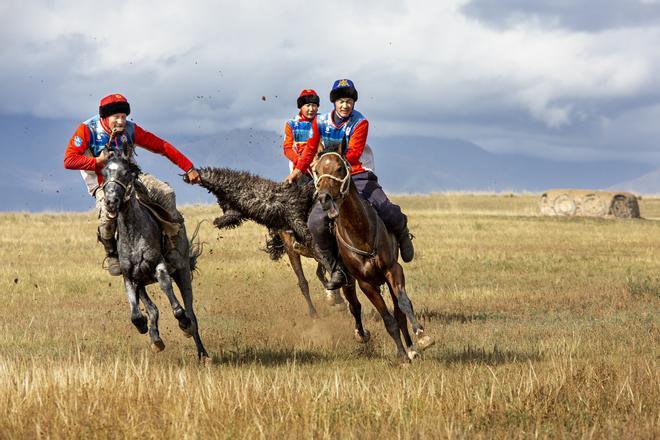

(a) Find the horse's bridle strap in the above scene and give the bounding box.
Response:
[312,152,351,197]
[334,215,379,260]
[102,178,133,202]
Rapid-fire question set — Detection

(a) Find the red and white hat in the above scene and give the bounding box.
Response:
[99,93,131,118]
[297,89,320,108]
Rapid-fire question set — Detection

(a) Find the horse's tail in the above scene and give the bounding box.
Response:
[188,220,205,278]
[264,229,286,261]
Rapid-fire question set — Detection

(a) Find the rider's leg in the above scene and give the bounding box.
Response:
[308,200,347,290]
[136,174,184,255]
[136,174,183,223]
[352,171,415,262]
[95,188,121,276]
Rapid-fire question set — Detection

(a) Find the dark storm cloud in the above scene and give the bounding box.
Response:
[461,0,660,32]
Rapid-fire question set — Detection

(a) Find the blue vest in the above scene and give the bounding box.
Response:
[316,110,366,153]
[286,116,314,154]
[83,115,136,157]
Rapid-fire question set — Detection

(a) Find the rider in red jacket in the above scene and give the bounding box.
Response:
[64,93,200,275]
[282,89,320,185]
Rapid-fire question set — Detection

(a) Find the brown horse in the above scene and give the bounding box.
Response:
[265,229,347,318]
[312,147,433,362]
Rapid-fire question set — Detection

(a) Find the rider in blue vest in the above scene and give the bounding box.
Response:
[287,79,414,289]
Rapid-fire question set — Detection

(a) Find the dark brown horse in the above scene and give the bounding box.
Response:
[312,147,433,362]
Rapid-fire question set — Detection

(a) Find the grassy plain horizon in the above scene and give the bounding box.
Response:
[0,194,658,438]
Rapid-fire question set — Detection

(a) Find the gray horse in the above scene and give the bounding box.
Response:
[102,155,209,360]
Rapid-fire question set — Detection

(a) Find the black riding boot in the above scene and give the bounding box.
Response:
[317,248,347,290]
[97,232,121,276]
[396,226,415,263]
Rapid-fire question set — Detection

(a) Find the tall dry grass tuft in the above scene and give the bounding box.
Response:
[0,194,658,438]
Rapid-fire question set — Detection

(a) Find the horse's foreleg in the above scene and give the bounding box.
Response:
[342,279,370,343]
[285,248,317,318]
[124,279,147,334]
[357,279,408,362]
[172,268,209,360]
[385,263,434,352]
[138,286,165,352]
[155,262,190,329]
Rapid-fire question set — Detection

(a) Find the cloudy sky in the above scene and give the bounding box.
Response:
[3,0,660,167]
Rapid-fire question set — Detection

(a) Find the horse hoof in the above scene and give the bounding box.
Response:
[416,335,435,352]
[199,353,211,365]
[180,325,194,338]
[354,329,371,343]
[325,289,344,306]
[151,340,165,353]
[179,320,195,338]
[131,316,148,334]
[173,307,186,320]
[407,349,419,361]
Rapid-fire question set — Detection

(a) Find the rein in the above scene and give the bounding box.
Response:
[102,176,134,203]
[314,152,378,260]
[334,217,379,260]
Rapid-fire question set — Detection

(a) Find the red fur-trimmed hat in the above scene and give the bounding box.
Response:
[297,89,320,108]
[99,93,131,118]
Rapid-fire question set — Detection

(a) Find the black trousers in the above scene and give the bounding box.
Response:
[308,171,407,251]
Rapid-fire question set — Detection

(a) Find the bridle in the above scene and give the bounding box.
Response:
[312,152,352,197]
[313,151,379,260]
[100,128,135,205]
[102,162,134,204]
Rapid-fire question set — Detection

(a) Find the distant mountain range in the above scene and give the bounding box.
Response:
[1,114,654,212]
[608,168,660,194]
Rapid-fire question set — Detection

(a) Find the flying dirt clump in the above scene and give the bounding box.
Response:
[540,189,640,218]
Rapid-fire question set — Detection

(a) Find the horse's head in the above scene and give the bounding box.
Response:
[312,138,351,220]
[101,152,138,218]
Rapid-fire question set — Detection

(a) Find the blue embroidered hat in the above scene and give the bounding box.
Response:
[330,79,358,103]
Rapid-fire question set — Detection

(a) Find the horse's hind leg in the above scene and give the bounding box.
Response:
[172,268,209,360]
[124,279,148,334]
[285,246,318,318]
[385,263,434,352]
[387,283,419,360]
[138,286,165,352]
[155,262,191,330]
[387,283,413,348]
[342,279,370,343]
[357,280,408,363]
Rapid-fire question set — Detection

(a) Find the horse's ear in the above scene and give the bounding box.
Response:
[120,141,131,161]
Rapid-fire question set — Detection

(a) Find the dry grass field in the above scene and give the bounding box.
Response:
[0,193,658,439]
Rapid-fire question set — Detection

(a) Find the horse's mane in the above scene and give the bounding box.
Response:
[127,161,142,176]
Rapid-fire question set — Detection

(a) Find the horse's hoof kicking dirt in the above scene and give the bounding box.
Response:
[416,335,435,352]
[354,329,371,343]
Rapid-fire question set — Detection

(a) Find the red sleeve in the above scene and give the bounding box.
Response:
[133,124,193,172]
[64,124,98,171]
[344,119,368,168]
[295,118,320,172]
[282,123,298,164]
